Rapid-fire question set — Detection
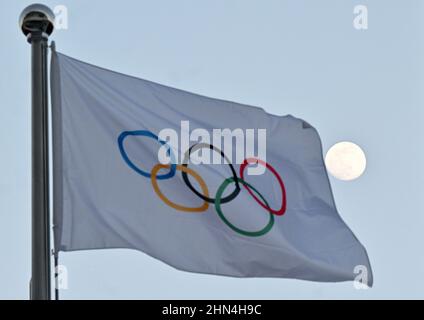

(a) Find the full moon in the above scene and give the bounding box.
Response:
[325,142,366,181]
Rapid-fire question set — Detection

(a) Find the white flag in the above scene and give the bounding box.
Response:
[51,52,372,285]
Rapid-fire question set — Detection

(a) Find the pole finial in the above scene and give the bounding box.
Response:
[19,4,55,40]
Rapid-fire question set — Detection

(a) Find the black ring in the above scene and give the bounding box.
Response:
[182,143,240,204]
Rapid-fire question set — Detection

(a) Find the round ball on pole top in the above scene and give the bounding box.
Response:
[19,4,55,37]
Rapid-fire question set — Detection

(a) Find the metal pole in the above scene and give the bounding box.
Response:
[30,30,50,301]
[19,4,55,300]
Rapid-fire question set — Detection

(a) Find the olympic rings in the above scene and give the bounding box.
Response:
[215,177,274,237]
[151,164,210,213]
[118,130,288,237]
[240,158,287,216]
[181,143,240,204]
[118,130,177,180]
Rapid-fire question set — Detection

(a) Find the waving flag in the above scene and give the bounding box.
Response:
[51,52,372,285]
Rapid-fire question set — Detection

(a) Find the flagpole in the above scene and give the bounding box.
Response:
[19,4,55,300]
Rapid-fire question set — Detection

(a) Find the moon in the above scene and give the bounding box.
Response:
[325,142,366,181]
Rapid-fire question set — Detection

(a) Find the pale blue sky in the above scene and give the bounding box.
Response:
[0,0,423,299]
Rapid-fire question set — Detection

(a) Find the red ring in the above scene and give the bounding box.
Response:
[240,158,287,216]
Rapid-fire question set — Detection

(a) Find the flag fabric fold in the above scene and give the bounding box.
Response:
[51,52,372,285]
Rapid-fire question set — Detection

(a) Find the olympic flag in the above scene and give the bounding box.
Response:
[51,52,372,285]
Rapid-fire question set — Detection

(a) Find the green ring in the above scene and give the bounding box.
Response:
[214,177,274,237]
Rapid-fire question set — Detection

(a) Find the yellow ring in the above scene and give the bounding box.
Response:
[151,164,209,213]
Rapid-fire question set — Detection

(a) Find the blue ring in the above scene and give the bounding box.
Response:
[118,130,177,180]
